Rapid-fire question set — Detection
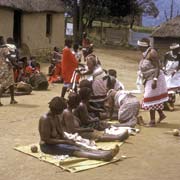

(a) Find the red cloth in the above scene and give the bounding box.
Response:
[25,66,33,75]
[61,47,78,83]
[48,62,62,83]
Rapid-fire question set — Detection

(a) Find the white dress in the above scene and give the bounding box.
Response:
[164,51,180,91]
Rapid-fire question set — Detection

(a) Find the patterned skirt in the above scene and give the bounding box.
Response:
[142,71,168,110]
[0,63,14,89]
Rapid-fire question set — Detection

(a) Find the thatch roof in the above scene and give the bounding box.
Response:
[0,0,64,13]
[152,16,180,38]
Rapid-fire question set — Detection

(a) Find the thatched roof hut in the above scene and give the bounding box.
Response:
[151,16,180,59]
[152,16,180,38]
[0,0,65,56]
[0,0,64,12]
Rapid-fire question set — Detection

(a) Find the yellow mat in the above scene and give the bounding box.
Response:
[14,142,124,173]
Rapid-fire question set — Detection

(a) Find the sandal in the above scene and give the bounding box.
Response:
[0,102,3,106]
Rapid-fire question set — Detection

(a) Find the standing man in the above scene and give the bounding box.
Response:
[61,39,78,98]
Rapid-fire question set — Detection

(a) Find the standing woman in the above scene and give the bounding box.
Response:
[137,38,168,127]
[61,39,78,98]
[0,36,17,106]
[163,43,180,110]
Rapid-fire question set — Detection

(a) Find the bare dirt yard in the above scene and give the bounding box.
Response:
[0,48,180,180]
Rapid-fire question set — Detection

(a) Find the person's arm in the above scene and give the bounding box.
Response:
[149,49,160,89]
[78,104,99,125]
[163,53,169,69]
[63,110,93,133]
[174,53,180,72]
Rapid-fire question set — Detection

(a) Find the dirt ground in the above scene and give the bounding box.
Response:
[1,48,180,180]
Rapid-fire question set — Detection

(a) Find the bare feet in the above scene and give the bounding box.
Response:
[157,114,166,123]
[10,100,18,104]
[137,116,146,126]
[118,130,129,142]
[111,145,119,157]
[144,121,156,127]
[103,145,119,161]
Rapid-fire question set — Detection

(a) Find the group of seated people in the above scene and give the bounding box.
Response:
[13,56,49,92]
[39,44,143,161]
[39,90,132,161]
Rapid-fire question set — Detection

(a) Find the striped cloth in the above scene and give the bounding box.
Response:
[114,92,140,128]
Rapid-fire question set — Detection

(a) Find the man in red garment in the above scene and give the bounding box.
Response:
[61,39,78,97]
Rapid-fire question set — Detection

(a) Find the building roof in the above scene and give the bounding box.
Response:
[0,0,64,13]
[151,16,180,38]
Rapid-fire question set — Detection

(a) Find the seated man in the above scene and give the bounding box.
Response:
[39,96,119,161]
[61,92,129,141]
[104,89,141,128]
[74,87,109,131]
[78,79,107,119]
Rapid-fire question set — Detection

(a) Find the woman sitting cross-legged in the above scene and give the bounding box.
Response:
[39,96,119,161]
[61,92,129,142]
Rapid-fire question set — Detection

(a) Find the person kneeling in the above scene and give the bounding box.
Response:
[104,89,141,127]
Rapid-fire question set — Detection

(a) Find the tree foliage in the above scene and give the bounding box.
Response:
[62,0,159,38]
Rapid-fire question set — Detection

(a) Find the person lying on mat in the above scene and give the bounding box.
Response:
[61,92,129,142]
[39,96,119,161]
[104,89,142,127]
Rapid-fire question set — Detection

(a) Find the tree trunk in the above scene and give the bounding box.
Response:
[100,20,103,44]
[73,0,79,43]
[130,15,135,29]
[87,19,94,29]
[79,0,83,45]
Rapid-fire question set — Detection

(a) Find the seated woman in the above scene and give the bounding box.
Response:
[39,96,119,161]
[29,71,49,90]
[48,60,62,83]
[104,89,141,128]
[61,92,129,142]
[48,47,62,83]
[74,87,109,131]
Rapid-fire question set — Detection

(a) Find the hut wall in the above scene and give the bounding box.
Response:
[0,8,13,40]
[153,37,180,60]
[21,12,64,56]
[51,13,64,49]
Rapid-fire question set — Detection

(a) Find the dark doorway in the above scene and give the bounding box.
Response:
[13,10,22,47]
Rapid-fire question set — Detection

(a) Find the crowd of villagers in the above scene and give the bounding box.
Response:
[1,31,180,161]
